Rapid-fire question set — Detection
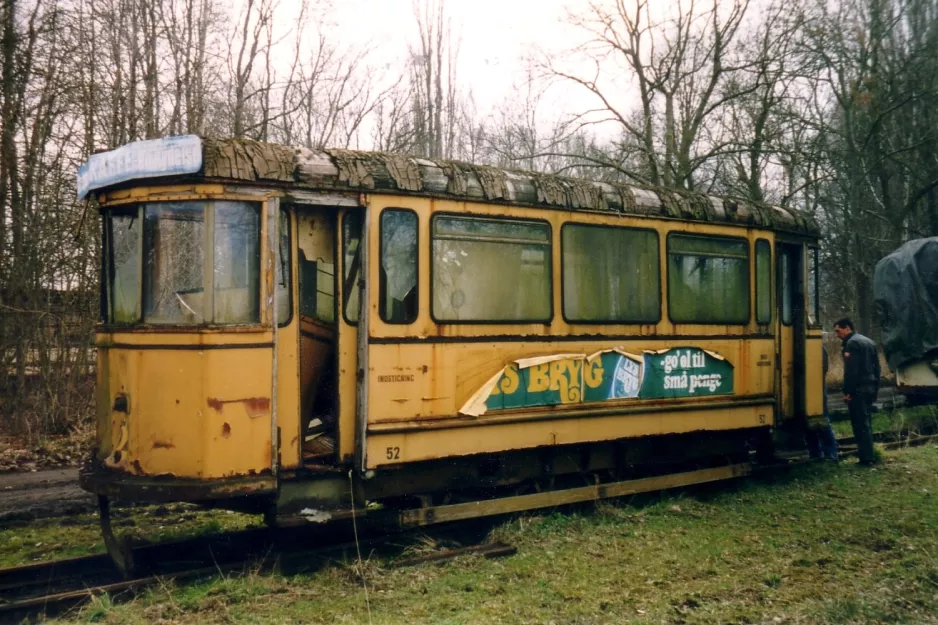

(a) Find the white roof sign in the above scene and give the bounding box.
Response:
[77,135,203,200]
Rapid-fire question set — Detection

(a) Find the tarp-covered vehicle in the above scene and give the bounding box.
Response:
[873,238,938,401]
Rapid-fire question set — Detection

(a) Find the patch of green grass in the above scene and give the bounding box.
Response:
[82,592,115,623]
[35,443,938,625]
[0,505,261,568]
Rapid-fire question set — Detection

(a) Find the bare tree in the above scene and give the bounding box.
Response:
[227,0,273,138]
[409,0,461,158]
[547,0,760,190]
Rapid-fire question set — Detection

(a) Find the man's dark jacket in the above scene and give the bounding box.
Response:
[841,332,881,395]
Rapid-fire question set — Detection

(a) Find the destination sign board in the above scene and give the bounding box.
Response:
[77,135,203,199]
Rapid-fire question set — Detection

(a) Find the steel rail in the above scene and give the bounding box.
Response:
[0,520,508,624]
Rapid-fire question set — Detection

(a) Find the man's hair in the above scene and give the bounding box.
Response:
[834,317,854,331]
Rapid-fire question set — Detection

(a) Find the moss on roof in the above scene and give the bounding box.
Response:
[197,137,817,235]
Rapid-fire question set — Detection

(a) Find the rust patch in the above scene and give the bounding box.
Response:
[242,397,271,418]
[207,396,271,418]
[152,440,175,450]
[222,422,231,438]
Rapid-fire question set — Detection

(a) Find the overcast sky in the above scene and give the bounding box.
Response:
[289,0,598,122]
[334,0,574,105]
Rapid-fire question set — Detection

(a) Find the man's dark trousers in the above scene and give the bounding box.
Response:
[848,390,876,464]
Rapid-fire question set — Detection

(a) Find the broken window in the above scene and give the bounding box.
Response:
[107,210,141,323]
[380,209,418,324]
[137,200,260,325]
[276,208,292,325]
[342,211,363,324]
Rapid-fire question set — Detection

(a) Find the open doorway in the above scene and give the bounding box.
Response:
[295,206,338,466]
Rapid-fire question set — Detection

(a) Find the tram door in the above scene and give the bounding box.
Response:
[294,206,340,466]
[777,243,807,422]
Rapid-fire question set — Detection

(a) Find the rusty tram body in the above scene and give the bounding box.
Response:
[79,136,824,548]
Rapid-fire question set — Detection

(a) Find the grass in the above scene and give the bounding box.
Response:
[0,505,262,568]
[24,442,938,625]
[831,404,938,438]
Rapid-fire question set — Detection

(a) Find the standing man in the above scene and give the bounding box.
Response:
[833,318,882,466]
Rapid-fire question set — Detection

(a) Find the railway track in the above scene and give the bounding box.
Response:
[0,515,512,624]
[2,431,936,623]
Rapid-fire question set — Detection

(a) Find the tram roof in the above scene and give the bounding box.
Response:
[78,135,819,237]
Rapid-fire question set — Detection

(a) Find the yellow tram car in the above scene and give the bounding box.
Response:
[78,136,824,544]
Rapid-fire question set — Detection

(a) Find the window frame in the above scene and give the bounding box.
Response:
[559,222,661,325]
[755,238,773,325]
[666,232,751,326]
[341,210,364,326]
[104,204,143,325]
[378,207,419,325]
[807,245,821,329]
[276,207,294,328]
[780,247,793,327]
[101,199,268,329]
[429,212,554,325]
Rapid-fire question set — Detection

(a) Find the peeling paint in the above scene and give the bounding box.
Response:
[152,440,175,450]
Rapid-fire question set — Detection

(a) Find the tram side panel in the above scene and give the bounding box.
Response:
[363,338,776,469]
[360,195,779,470]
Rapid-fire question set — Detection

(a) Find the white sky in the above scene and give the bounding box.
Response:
[291,0,595,119]
[332,0,571,95]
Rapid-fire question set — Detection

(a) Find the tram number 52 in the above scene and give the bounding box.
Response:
[386,447,400,460]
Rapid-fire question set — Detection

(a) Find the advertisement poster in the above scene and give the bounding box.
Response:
[462,346,734,417]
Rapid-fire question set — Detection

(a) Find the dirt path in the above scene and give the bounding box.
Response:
[0,467,95,522]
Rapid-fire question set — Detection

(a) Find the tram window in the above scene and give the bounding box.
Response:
[780,249,793,325]
[562,224,659,323]
[107,210,141,323]
[431,215,551,322]
[380,209,418,324]
[668,234,749,324]
[213,202,261,323]
[342,212,364,324]
[143,202,206,324]
[807,247,820,327]
[755,239,772,324]
[142,201,260,325]
[276,209,292,326]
